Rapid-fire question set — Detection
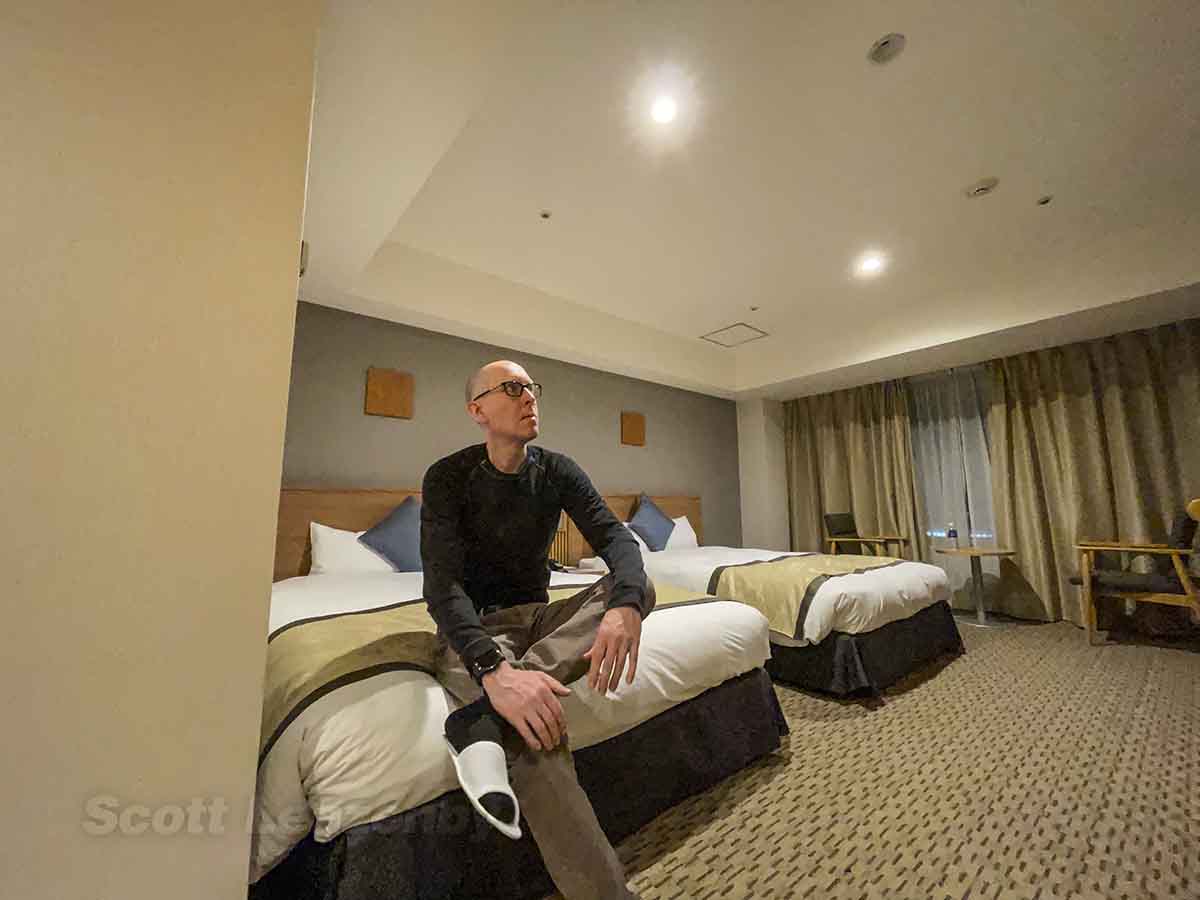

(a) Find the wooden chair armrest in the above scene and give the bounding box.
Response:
[858,534,907,541]
[1076,540,1169,549]
[1076,544,1192,556]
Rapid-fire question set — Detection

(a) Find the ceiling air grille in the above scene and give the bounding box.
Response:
[700,323,769,348]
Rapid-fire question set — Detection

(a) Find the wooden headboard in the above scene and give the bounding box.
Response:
[563,495,702,564]
[274,488,701,579]
[274,488,421,581]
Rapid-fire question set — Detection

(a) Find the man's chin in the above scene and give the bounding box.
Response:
[504,417,538,441]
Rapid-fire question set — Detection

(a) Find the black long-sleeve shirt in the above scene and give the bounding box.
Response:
[420,444,651,670]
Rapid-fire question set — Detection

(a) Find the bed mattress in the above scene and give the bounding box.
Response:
[251,571,771,882]
[581,546,951,645]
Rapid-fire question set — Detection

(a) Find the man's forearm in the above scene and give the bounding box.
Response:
[427,591,500,669]
[597,529,653,617]
[605,575,654,618]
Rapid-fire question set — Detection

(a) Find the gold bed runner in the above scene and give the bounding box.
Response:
[259,579,713,766]
[707,554,903,640]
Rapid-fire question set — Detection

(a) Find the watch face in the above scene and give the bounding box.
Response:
[473,648,504,680]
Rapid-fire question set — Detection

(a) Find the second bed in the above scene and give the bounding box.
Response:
[574,496,963,696]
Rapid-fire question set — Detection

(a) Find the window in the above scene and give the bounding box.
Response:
[908,366,998,603]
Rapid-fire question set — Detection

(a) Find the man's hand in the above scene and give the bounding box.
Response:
[481,662,571,753]
[583,606,643,695]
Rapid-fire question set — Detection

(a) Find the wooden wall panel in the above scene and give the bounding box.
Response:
[364,367,413,419]
[620,411,645,446]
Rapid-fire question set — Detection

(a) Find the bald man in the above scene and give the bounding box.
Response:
[420,360,651,900]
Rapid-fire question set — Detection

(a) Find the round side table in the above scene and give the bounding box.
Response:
[934,547,1016,627]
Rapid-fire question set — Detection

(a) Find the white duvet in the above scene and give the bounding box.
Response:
[250,571,770,883]
[580,546,950,646]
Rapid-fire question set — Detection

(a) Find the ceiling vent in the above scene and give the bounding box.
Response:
[867,33,906,65]
[700,323,769,348]
[965,176,1000,198]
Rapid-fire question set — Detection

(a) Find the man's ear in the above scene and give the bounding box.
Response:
[467,401,487,426]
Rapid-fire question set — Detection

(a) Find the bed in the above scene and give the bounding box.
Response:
[572,495,964,696]
[249,488,788,900]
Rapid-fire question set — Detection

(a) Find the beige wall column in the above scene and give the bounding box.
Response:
[1,3,319,897]
[736,398,791,550]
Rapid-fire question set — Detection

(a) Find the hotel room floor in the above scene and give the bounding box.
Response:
[594,622,1198,900]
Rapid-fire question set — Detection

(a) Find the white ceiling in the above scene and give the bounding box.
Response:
[302,1,1200,400]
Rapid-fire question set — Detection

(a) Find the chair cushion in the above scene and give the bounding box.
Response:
[1068,570,1183,593]
[1169,512,1199,550]
[1150,513,1199,577]
[824,512,858,538]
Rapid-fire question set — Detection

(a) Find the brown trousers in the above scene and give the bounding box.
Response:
[434,574,646,900]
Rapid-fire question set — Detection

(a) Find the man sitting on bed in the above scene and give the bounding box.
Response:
[421,359,653,900]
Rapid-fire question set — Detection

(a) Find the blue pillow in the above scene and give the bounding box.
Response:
[627,494,675,552]
[359,496,422,572]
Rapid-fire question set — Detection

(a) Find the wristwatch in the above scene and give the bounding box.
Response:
[468,645,506,685]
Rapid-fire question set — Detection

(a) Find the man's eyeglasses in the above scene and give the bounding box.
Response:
[471,380,543,402]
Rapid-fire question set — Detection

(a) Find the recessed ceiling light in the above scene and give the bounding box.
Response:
[651,95,677,123]
[855,252,888,277]
[629,64,699,150]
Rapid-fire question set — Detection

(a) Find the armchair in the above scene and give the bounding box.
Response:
[1072,499,1200,645]
[824,512,910,559]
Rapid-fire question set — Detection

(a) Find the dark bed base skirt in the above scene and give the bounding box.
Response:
[766,600,964,696]
[250,667,787,900]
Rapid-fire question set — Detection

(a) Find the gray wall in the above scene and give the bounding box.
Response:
[283,302,743,546]
[737,398,791,551]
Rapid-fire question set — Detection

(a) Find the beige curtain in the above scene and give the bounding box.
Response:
[988,318,1200,623]
[784,380,927,561]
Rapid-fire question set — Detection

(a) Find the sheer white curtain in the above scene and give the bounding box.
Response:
[907,366,998,609]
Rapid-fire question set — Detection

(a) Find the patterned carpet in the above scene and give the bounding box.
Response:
[611,621,1200,900]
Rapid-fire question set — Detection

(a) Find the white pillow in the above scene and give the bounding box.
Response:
[309,521,396,575]
[665,515,699,550]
